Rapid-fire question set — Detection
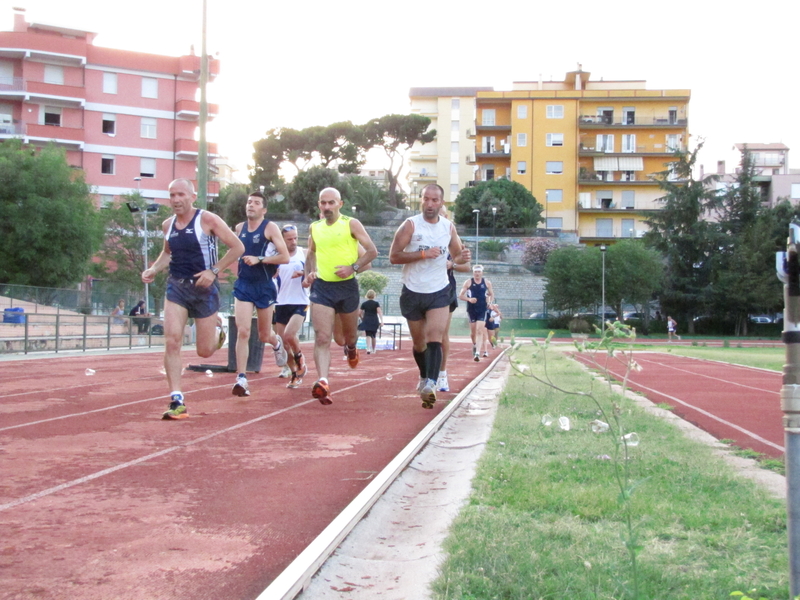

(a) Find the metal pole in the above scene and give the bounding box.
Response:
[778,222,800,596]
[600,245,607,334]
[473,209,480,264]
[197,0,209,209]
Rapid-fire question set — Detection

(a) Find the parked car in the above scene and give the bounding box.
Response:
[529,312,550,319]
[749,315,772,324]
[623,312,646,320]
[597,311,617,322]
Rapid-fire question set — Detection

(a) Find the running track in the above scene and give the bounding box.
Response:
[574,350,785,459]
[0,342,498,600]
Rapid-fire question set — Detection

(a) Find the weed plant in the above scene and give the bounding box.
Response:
[433,326,788,599]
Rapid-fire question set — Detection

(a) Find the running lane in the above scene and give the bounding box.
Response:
[573,351,784,459]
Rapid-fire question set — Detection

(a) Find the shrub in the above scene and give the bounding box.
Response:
[568,317,592,334]
[356,271,388,295]
[522,238,559,271]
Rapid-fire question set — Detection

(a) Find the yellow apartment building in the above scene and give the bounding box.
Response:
[409,69,690,245]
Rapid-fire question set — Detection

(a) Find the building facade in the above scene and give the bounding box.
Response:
[711,143,800,208]
[409,70,690,245]
[0,8,219,206]
[408,86,492,206]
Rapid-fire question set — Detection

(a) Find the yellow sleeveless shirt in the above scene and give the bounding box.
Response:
[311,215,358,282]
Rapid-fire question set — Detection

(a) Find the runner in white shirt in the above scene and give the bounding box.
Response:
[273,224,310,389]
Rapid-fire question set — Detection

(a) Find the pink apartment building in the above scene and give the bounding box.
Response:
[0,8,220,206]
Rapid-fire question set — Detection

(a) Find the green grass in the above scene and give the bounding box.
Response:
[432,344,788,600]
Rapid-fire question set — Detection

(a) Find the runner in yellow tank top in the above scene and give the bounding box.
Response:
[310,215,359,282]
[303,188,378,405]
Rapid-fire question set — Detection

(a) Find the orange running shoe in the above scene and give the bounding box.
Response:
[346,345,359,369]
[312,380,332,405]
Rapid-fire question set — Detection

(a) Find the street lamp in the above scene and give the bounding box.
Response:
[473,208,480,264]
[600,244,607,334]
[127,177,160,314]
[352,204,358,218]
[492,206,497,239]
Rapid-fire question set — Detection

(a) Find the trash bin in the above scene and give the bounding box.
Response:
[3,307,24,323]
[226,316,265,373]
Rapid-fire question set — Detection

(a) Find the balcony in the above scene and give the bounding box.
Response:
[578,115,687,128]
[175,98,219,121]
[466,127,476,138]
[579,143,683,155]
[475,147,511,160]
[578,169,661,185]
[475,123,512,132]
[0,77,84,106]
[175,138,219,158]
[178,55,220,81]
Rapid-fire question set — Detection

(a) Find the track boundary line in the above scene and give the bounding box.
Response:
[257,349,508,600]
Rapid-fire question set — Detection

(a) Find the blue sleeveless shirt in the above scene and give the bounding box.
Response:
[167,209,218,279]
[237,219,277,283]
[468,278,488,313]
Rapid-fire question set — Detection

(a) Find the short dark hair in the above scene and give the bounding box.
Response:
[249,191,266,201]
[422,183,444,199]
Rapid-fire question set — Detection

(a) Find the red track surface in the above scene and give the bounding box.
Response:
[574,351,784,459]
[0,342,498,600]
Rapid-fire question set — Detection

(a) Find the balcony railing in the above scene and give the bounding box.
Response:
[579,143,684,155]
[579,115,687,127]
[175,98,220,121]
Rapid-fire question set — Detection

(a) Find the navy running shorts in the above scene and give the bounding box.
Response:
[234,278,277,309]
[467,306,488,323]
[309,278,360,314]
[273,304,308,325]
[399,284,451,322]
[166,276,220,319]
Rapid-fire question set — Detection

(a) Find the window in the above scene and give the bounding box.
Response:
[546,189,563,202]
[484,165,495,181]
[450,183,458,197]
[43,64,64,85]
[517,133,527,147]
[597,107,614,124]
[451,141,459,154]
[482,109,495,126]
[546,217,563,229]
[596,218,613,237]
[451,162,459,175]
[43,106,61,126]
[99,194,114,208]
[103,72,117,94]
[792,184,800,199]
[545,161,563,174]
[101,156,115,175]
[451,98,460,111]
[622,134,636,153]
[546,133,564,147]
[597,134,614,153]
[666,134,681,152]
[141,77,158,99]
[140,158,156,178]
[622,219,635,237]
[620,171,635,182]
[597,191,613,208]
[517,104,528,119]
[622,190,635,208]
[451,120,460,133]
[517,161,527,175]
[623,107,635,125]
[546,105,564,119]
[141,117,157,139]
[102,114,116,135]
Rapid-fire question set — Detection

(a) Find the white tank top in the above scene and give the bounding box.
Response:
[400,214,452,294]
[276,247,309,305]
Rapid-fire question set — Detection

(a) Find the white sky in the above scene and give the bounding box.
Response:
[5,0,800,185]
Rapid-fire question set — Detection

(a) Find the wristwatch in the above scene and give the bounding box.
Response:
[351,262,360,272]
[211,267,220,276]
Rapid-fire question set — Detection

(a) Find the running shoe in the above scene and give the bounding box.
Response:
[420,379,436,409]
[416,377,427,394]
[232,375,250,397]
[473,353,480,362]
[312,380,332,405]
[294,352,307,378]
[346,345,359,369]
[287,373,303,389]
[482,351,489,358]
[278,365,292,378]
[273,335,288,367]
[343,347,348,361]
[216,327,227,349]
[162,398,188,420]
[436,374,449,392]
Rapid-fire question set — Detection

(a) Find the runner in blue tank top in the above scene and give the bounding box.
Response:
[230,191,290,398]
[459,264,495,362]
[142,178,244,420]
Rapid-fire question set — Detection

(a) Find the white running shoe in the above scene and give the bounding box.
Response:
[278,365,292,378]
[436,374,449,392]
[416,377,427,394]
[273,335,288,367]
[420,379,436,409]
[232,375,250,397]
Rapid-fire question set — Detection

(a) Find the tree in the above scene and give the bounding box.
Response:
[217,183,251,228]
[603,240,663,329]
[453,179,542,230]
[285,166,342,217]
[356,271,389,296]
[644,143,720,332]
[362,114,435,207]
[522,238,559,272]
[0,141,102,287]
[340,175,389,226]
[543,246,600,314]
[93,194,171,316]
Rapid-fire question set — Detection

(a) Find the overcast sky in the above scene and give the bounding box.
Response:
[5,0,799,185]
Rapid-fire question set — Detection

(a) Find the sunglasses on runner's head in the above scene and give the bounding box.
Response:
[282,224,297,232]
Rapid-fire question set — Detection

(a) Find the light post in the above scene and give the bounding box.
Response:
[127,177,159,314]
[492,206,497,239]
[352,204,358,219]
[600,244,607,333]
[473,208,480,264]
[259,185,266,211]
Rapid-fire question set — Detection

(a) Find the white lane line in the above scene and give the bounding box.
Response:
[0,374,166,400]
[625,380,784,453]
[0,368,420,513]
[633,356,780,395]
